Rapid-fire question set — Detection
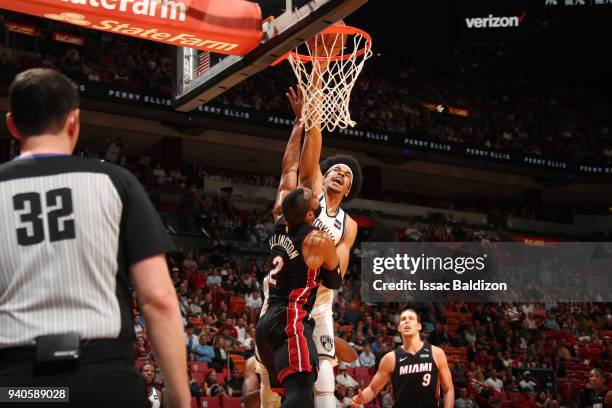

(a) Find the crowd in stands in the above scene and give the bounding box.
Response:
[115,156,611,407]
[2,12,610,406]
[2,11,612,164]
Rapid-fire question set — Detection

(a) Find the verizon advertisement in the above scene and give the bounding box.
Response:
[0,0,262,55]
[456,0,535,44]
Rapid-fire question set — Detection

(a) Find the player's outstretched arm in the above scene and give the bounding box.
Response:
[433,346,455,408]
[273,87,304,220]
[336,216,357,275]
[352,351,395,407]
[298,124,324,196]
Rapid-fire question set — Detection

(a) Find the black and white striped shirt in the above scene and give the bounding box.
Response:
[0,155,173,348]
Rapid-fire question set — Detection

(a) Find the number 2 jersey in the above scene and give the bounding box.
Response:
[0,155,173,348]
[264,219,341,314]
[391,344,440,408]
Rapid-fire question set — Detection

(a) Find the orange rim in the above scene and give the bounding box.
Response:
[271,25,371,66]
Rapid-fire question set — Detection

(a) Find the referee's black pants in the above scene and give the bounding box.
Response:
[0,339,149,408]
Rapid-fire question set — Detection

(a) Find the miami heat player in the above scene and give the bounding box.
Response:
[352,309,454,408]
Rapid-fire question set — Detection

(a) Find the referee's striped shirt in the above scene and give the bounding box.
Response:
[0,155,174,348]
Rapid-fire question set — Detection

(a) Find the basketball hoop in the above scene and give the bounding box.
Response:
[273,23,372,132]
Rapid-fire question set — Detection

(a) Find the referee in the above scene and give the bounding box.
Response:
[0,68,190,407]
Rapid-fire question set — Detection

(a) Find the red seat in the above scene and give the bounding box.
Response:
[355,367,370,380]
[191,397,200,408]
[192,371,206,385]
[202,397,221,408]
[191,362,208,372]
[135,359,148,370]
[222,397,242,408]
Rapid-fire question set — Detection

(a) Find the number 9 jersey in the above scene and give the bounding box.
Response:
[391,344,440,408]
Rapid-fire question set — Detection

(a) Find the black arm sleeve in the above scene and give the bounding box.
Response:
[319,264,342,290]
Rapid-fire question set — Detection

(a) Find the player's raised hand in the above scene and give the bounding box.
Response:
[286,86,304,121]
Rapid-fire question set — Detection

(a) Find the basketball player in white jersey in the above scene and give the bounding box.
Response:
[298,94,361,408]
[141,363,164,408]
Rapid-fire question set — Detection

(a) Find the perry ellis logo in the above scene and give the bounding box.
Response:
[465,12,527,28]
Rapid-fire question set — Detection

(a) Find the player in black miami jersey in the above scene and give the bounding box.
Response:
[256,187,342,408]
[352,309,454,408]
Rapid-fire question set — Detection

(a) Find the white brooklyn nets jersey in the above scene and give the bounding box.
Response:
[312,193,346,319]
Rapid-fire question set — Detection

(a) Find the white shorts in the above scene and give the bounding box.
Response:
[312,312,338,366]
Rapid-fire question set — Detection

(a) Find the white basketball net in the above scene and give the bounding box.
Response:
[287,28,372,132]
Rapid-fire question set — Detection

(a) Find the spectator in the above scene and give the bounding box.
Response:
[543,314,560,331]
[234,317,247,345]
[336,365,359,388]
[183,250,198,270]
[134,315,144,337]
[359,343,376,368]
[135,336,150,360]
[188,372,204,398]
[245,289,262,322]
[211,336,229,372]
[203,370,227,397]
[193,334,214,363]
[455,387,478,408]
[207,268,222,287]
[519,371,537,392]
[185,325,199,350]
[227,367,244,397]
[485,370,504,392]
[153,162,168,184]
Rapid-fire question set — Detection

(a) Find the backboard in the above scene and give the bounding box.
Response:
[173,0,367,112]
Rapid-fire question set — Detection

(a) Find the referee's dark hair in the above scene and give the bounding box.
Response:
[8,68,79,138]
[320,154,362,202]
[282,188,310,226]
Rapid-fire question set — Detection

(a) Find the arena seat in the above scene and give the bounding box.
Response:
[192,371,206,385]
[202,397,221,408]
[191,397,201,408]
[192,362,209,372]
[354,367,371,380]
[222,397,242,408]
[135,359,148,370]
[217,373,226,385]
[229,354,246,375]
